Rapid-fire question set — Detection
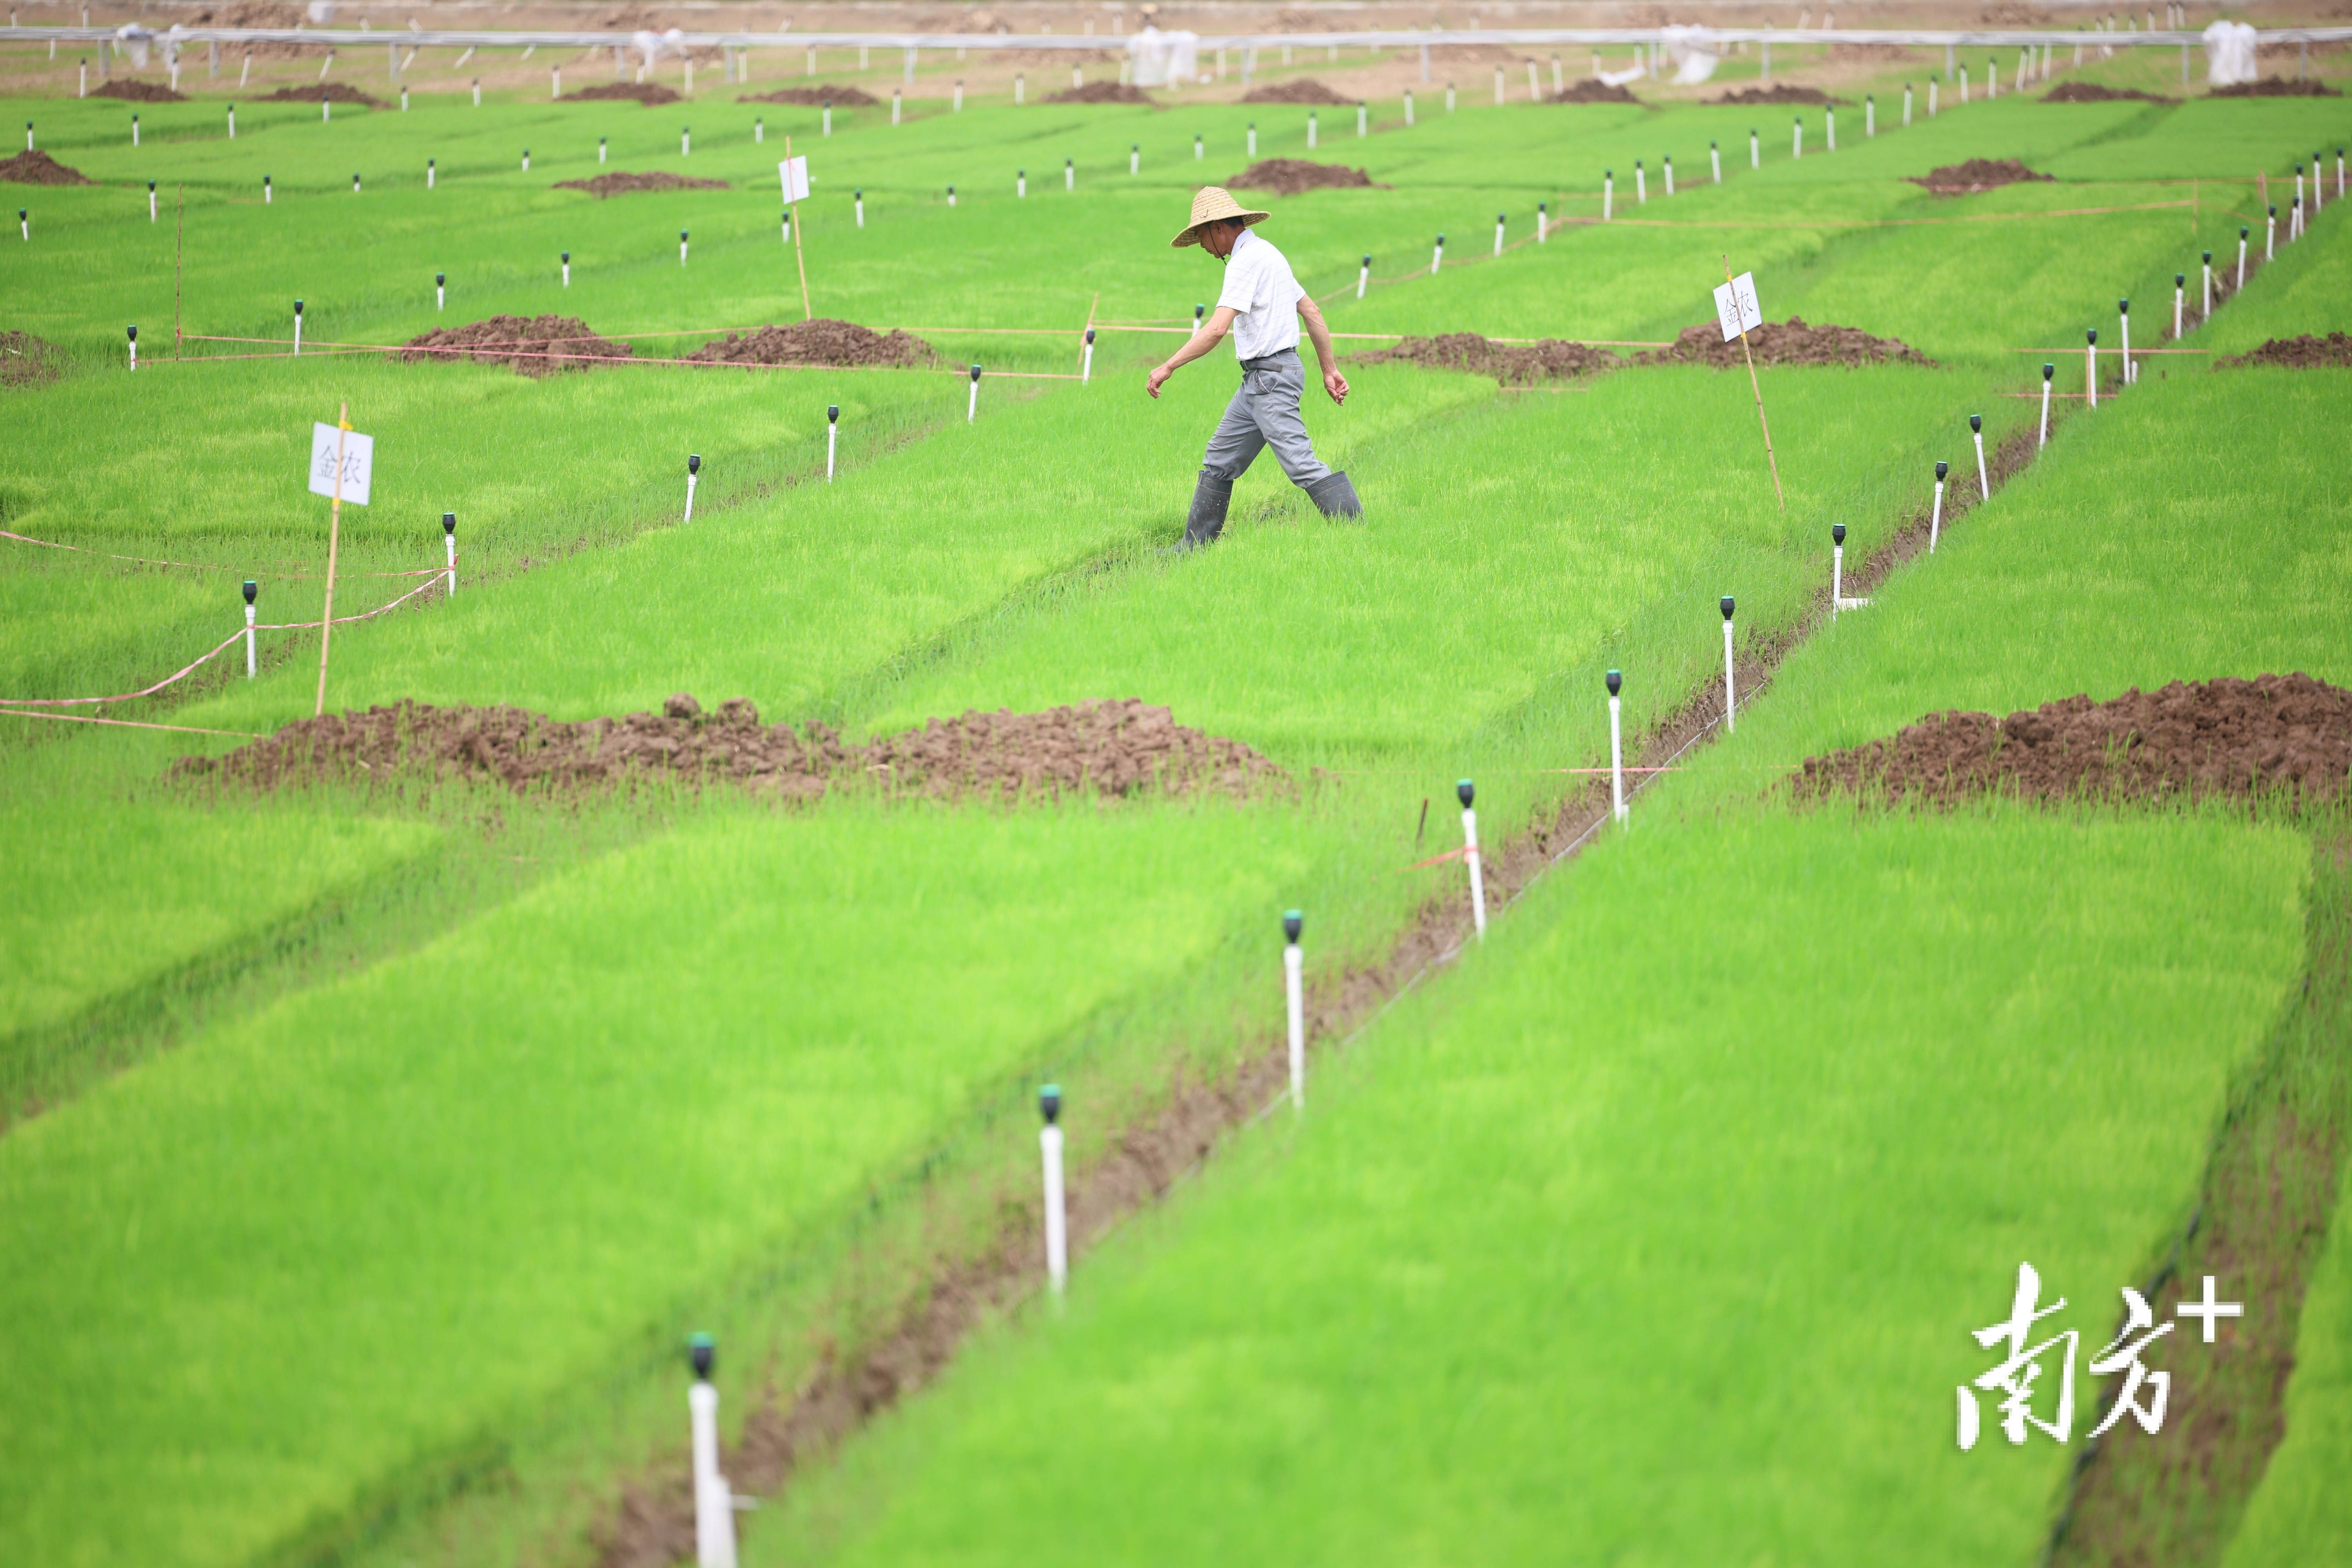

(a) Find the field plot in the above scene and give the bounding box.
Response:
[2,42,2348,1568]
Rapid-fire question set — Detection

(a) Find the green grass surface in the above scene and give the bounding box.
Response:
[2,65,2346,1568]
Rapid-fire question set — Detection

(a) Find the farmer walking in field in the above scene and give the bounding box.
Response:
[1148,186,1361,550]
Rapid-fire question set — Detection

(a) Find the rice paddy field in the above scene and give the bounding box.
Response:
[2,23,2349,1568]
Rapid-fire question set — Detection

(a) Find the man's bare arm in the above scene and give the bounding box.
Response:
[1147,306,1239,398]
[1297,294,1350,406]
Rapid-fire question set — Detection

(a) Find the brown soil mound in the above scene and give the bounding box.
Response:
[1357,332,1621,385]
[1710,83,1842,105]
[1045,81,1155,104]
[399,315,633,376]
[1239,78,1352,105]
[1793,675,2352,809]
[178,697,1286,804]
[740,85,881,107]
[1911,158,2054,195]
[1641,317,1936,369]
[553,171,730,198]
[686,319,933,368]
[567,82,681,105]
[1226,158,1382,195]
[258,83,386,107]
[2220,332,2352,368]
[0,149,89,186]
[1551,79,1639,104]
[2209,77,2341,98]
[0,331,64,388]
[2043,81,2172,103]
[91,79,186,102]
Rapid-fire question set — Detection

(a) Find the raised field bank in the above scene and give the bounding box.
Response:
[1,6,2348,1566]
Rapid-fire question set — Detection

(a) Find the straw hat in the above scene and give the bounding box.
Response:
[1171,185,1271,249]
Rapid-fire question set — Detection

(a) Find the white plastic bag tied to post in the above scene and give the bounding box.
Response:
[632,27,685,73]
[777,155,810,204]
[1714,271,1762,342]
[1662,25,1719,85]
[307,423,374,506]
[1125,27,1198,88]
[2202,20,2257,86]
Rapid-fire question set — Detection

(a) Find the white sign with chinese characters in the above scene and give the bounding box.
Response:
[777,155,811,205]
[307,422,374,506]
[1714,271,1763,343]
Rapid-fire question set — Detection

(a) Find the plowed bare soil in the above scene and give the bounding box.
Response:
[0,149,89,185]
[1239,78,1351,105]
[1793,675,2352,808]
[566,82,681,104]
[2209,76,2341,98]
[685,319,934,368]
[1911,158,2054,194]
[1551,79,1639,103]
[2220,332,2352,368]
[91,79,186,102]
[739,85,880,106]
[398,315,633,376]
[177,697,1287,804]
[189,1,309,54]
[2043,81,2172,102]
[552,171,730,198]
[258,83,386,106]
[1357,332,1622,384]
[1711,83,1842,105]
[1045,81,1154,104]
[0,331,64,388]
[1641,318,1935,369]
[1225,158,1381,194]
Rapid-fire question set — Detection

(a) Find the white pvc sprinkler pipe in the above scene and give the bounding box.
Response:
[2201,253,2212,318]
[2118,299,2131,385]
[1038,1087,1067,1293]
[1457,780,1487,938]
[683,454,699,522]
[1930,462,1946,552]
[2173,275,2183,340]
[1832,524,1847,610]
[1430,235,1443,274]
[125,323,136,370]
[1750,128,1760,167]
[1603,172,1613,221]
[1665,156,1675,195]
[243,583,257,676]
[1711,142,1721,182]
[1866,95,1874,138]
[680,229,690,264]
[1606,671,1627,823]
[1970,414,1988,503]
[1493,213,1504,256]
[826,405,838,479]
[435,271,444,310]
[1081,328,1095,383]
[967,364,980,421]
[1635,161,1646,203]
[1283,912,1305,1111]
[292,300,303,356]
[562,252,570,287]
[2238,228,2247,290]
[1537,201,1548,241]
[442,513,456,594]
[2038,363,2053,448]
[2085,330,2098,410]
[1720,597,1737,734]
[688,1370,737,1568]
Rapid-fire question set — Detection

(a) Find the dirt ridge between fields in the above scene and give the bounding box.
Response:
[584,414,2054,1568]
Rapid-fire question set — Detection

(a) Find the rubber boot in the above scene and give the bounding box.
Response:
[1179,474,1233,550]
[1303,470,1363,519]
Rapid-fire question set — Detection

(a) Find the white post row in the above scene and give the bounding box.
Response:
[1458,779,1487,938]
[1283,911,1306,1110]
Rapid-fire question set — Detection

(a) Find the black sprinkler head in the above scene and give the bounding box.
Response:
[855,188,862,198]
[1969,414,1982,433]
[2043,363,2054,380]
[125,323,136,341]
[148,179,154,192]
[828,404,839,422]
[1936,460,1949,479]
[681,229,688,241]
[1283,910,1303,944]
[442,512,455,534]
[2203,250,2212,263]
[2118,299,2128,314]
[1497,212,1505,223]
[242,579,257,604]
[688,1332,714,1380]
[687,453,700,474]
[2241,226,2249,238]
[970,364,982,382]
[1720,595,1735,619]
[1084,327,1095,344]
[2175,273,2184,286]
[1456,779,1475,808]
[1361,252,1371,265]
[561,250,568,262]
[1606,669,1623,697]
[2087,328,2097,343]
[294,298,303,314]
[1832,523,1847,544]
[1039,1084,1062,1124]
[436,272,444,285]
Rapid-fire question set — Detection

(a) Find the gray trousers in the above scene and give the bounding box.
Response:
[1200,348,1333,488]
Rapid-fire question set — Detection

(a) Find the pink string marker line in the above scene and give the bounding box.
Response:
[4,529,438,579]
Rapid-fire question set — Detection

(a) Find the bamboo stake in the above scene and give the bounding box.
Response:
[1722,254,1784,510]
[786,134,811,321]
[315,402,348,717]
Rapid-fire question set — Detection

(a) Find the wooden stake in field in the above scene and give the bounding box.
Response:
[307,404,374,718]
[1717,258,1783,510]
[780,140,812,320]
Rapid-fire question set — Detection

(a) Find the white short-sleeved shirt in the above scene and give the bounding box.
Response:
[1215,227,1305,362]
